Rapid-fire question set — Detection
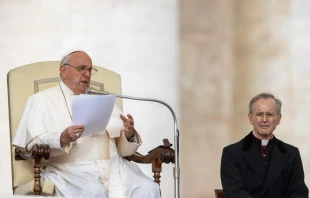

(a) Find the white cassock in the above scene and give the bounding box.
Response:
[12,81,160,198]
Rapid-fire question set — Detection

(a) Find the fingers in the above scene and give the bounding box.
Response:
[71,125,84,129]
[68,125,84,140]
[124,122,133,130]
[121,114,134,136]
[127,114,134,120]
[69,125,84,132]
[61,125,85,146]
[70,132,81,139]
[123,120,134,132]
[120,114,127,122]
[70,128,84,133]
[120,114,134,125]
[127,119,134,126]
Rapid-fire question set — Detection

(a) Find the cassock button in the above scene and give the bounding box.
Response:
[264,162,267,164]
[263,154,267,157]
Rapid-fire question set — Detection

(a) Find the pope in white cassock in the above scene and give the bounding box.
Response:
[12,50,160,198]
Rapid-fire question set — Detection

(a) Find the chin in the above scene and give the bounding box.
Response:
[259,129,271,134]
[259,131,273,137]
[78,89,87,94]
[254,129,271,137]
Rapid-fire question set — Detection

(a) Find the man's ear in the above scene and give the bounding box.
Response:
[60,65,67,79]
[277,114,282,125]
[248,113,253,125]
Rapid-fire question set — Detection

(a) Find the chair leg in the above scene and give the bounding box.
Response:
[33,158,42,195]
[152,158,162,185]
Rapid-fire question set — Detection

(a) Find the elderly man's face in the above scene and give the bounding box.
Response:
[60,52,92,94]
[248,98,282,140]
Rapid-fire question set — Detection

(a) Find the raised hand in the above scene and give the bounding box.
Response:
[120,114,134,139]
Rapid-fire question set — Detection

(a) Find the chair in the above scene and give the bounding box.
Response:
[8,61,175,195]
[214,189,225,198]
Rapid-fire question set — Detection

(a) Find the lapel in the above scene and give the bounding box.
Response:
[240,132,266,182]
[259,138,288,196]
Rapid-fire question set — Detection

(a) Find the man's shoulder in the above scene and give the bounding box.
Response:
[29,85,60,100]
[223,132,253,152]
[223,138,244,152]
[274,137,299,153]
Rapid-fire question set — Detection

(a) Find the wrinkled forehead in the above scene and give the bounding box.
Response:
[252,98,278,112]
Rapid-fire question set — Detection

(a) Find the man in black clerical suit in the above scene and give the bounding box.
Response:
[220,93,309,198]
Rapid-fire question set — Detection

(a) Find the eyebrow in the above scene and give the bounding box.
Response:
[77,65,92,68]
[66,64,93,69]
[254,111,276,115]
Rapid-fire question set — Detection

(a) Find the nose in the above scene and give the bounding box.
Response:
[262,114,267,122]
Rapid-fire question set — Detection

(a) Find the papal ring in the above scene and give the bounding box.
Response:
[75,133,79,138]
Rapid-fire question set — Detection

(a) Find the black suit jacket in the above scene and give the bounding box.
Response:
[220,132,308,198]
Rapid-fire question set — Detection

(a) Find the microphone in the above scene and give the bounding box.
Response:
[86,88,180,198]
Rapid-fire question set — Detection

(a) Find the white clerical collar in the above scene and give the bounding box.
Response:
[252,131,274,146]
[261,140,269,146]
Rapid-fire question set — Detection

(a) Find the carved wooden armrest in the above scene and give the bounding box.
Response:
[15,144,50,195]
[125,139,175,185]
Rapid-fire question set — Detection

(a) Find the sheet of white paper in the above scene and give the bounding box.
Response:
[72,94,116,137]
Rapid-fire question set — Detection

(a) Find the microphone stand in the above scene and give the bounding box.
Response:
[86,88,180,198]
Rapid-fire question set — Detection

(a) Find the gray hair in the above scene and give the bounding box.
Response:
[249,93,282,114]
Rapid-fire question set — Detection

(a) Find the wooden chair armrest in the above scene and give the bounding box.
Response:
[125,139,175,185]
[15,144,50,161]
[125,138,175,164]
[14,144,50,195]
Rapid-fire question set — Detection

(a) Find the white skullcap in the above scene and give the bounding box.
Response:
[60,49,86,64]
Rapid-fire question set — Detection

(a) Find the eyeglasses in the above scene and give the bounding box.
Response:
[63,64,98,75]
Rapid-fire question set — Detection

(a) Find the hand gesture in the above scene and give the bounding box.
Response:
[120,114,134,139]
